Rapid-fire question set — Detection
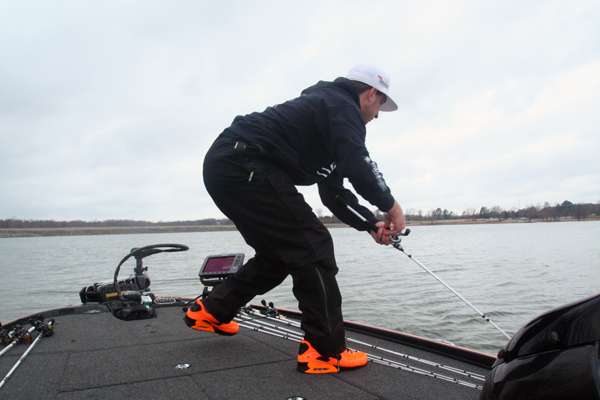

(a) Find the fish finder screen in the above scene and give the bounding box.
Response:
[203,256,236,273]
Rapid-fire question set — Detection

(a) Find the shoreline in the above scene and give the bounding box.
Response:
[1,217,597,238]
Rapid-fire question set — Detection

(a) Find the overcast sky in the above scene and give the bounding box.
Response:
[1,1,599,221]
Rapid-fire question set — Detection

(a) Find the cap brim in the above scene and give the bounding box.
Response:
[380,97,398,112]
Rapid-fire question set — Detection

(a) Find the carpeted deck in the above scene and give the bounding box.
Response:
[0,304,491,400]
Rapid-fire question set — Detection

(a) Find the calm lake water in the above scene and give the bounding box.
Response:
[1,221,598,353]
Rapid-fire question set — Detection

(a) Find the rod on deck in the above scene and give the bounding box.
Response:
[236,310,483,390]
[0,320,54,390]
[0,326,36,359]
[243,307,486,381]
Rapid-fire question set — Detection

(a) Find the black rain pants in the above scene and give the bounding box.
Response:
[201,132,346,357]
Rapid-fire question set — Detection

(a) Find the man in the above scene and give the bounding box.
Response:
[185,65,406,374]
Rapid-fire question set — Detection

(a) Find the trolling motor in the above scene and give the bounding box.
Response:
[79,243,189,321]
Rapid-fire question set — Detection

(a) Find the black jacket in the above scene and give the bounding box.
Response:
[223,78,395,231]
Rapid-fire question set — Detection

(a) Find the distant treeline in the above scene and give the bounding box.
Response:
[0,218,233,229]
[400,200,600,221]
[1,201,598,229]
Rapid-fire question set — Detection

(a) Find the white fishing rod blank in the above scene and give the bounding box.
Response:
[236,309,483,390]
[343,202,511,341]
[0,320,54,390]
[391,238,511,340]
[0,326,36,358]
[243,307,486,381]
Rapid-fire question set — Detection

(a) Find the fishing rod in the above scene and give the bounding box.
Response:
[234,308,483,390]
[234,313,482,389]
[0,320,54,390]
[0,325,35,358]
[342,202,512,340]
[390,238,511,340]
[250,302,485,381]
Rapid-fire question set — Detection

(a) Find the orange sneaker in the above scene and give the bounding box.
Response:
[335,348,369,369]
[297,339,339,374]
[297,339,368,374]
[183,299,239,336]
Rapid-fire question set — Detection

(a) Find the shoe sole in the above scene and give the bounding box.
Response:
[339,363,368,370]
[296,360,367,372]
[296,362,339,374]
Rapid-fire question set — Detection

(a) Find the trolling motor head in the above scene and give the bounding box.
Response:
[480,293,600,400]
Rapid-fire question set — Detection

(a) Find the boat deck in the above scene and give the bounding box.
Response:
[0,303,493,399]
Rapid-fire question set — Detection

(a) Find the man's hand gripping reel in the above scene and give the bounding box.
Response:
[335,196,411,248]
[388,229,411,250]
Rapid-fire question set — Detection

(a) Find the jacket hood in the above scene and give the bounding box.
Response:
[301,78,360,108]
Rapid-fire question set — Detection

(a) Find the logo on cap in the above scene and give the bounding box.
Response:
[377,74,389,89]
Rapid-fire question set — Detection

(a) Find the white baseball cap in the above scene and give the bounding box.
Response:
[345,65,398,112]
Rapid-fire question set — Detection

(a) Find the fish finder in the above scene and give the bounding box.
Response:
[199,253,245,287]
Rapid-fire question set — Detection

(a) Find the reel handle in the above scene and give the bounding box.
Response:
[368,223,411,237]
[366,223,410,249]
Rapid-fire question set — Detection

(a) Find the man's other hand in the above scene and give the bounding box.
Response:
[385,202,406,234]
[370,202,407,245]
